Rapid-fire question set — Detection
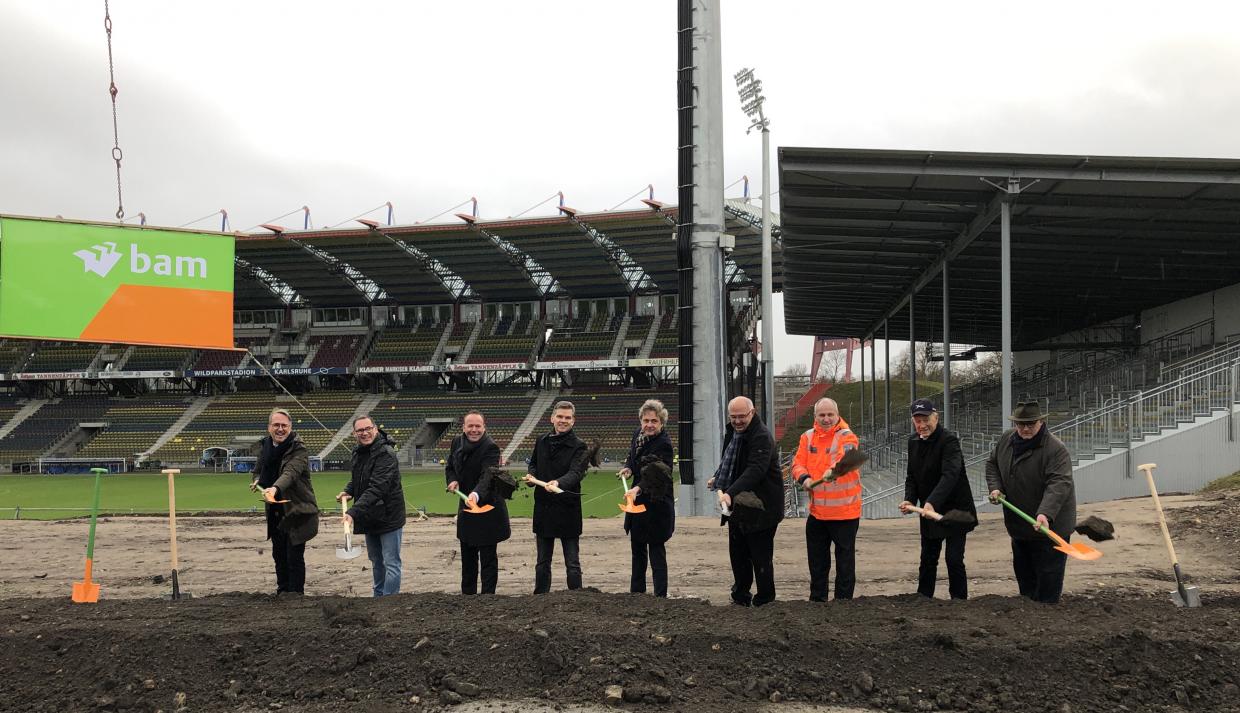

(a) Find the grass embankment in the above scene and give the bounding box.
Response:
[1201,470,1240,493]
[0,468,647,521]
[777,379,942,451]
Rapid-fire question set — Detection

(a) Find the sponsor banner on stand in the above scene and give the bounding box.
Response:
[626,358,678,367]
[270,366,351,376]
[95,370,178,380]
[446,362,526,372]
[356,365,436,374]
[17,371,90,380]
[185,368,260,378]
[534,360,621,370]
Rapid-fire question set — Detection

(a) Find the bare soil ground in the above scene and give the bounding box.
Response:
[0,492,1238,712]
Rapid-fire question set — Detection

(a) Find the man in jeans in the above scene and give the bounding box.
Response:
[338,415,406,597]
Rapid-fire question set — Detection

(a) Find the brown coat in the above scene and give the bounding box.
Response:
[260,434,320,546]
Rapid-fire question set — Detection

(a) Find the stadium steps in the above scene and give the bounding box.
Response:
[430,321,454,365]
[300,341,322,368]
[139,397,215,463]
[0,399,49,440]
[636,315,662,359]
[503,389,561,462]
[608,313,632,360]
[456,320,486,363]
[317,392,384,459]
[110,346,135,371]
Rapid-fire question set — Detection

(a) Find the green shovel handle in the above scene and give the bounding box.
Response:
[85,468,107,560]
[996,496,1047,534]
[451,489,469,502]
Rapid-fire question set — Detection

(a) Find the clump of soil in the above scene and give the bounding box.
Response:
[938,509,977,526]
[1,590,1238,712]
[1075,515,1117,542]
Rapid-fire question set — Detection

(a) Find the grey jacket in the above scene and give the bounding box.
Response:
[984,428,1076,540]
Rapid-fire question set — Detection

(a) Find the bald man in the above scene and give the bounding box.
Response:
[792,396,862,600]
[708,396,784,606]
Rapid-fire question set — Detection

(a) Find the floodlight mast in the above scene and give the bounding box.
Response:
[735,67,776,430]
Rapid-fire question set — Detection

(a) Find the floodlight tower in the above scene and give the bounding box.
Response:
[734,68,775,430]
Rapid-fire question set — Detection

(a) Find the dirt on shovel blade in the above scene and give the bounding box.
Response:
[1075,515,1117,542]
[939,509,977,526]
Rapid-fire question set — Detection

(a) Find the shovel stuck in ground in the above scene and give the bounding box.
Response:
[1138,463,1201,608]
[905,504,977,527]
[996,496,1102,561]
[451,488,495,515]
[335,498,361,560]
[163,469,191,600]
[617,472,646,514]
[71,467,109,604]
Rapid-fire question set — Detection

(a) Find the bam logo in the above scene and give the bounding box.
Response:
[73,243,209,279]
[73,242,123,277]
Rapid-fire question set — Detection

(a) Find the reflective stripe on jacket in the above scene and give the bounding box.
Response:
[792,417,861,520]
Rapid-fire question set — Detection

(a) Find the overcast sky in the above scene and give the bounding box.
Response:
[4,1,1240,373]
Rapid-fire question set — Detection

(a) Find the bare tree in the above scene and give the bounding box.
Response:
[813,348,848,383]
[781,362,809,377]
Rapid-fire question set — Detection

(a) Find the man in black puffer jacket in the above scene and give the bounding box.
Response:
[899,399,977,600]
[337,415,406,597]
[709,396,784,607]
[523,400,589,594]
[446,410,509,595]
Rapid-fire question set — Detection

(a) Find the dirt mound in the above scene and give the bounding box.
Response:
[2,590,1238,712]
[1171,490,1240,549]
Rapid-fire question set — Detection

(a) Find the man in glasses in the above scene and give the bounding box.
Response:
[250,408,319,595]
[708,396,784,606]
[337,415,407,597]
[985,401,1076,604]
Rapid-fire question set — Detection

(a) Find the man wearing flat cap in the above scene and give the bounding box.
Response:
[985,401,1076,604]
[899,398,976,600]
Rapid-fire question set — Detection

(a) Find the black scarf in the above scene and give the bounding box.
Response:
[547,429,576,448]
[258,434,295,488]
[1010,424,1045,460]
[452,433,486,472]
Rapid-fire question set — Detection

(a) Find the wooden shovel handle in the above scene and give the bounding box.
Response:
[166,470,179,570]
[1139,463,1181,567]
[905,504,944,521]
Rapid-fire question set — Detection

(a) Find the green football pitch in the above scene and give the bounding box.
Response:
[0,468,653,521]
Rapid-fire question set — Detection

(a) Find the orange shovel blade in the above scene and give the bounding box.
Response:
[619,496,647,514]
[464,502,494,514]
[71,560,100,603]
[1045,530,1102,561]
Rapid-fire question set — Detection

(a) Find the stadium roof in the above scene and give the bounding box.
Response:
[778,148,1240,346]
[232,201,783,309]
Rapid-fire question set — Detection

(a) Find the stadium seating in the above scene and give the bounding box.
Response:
[190,336,269,371]
[365,320,446,367]
[465,318,539,364]
[22,342,101,372]
[75,396,192,459]
[152,391,362,463]
[0,340,33,372]
[0,395,111,463]
[511,387,678,464]
[541,313,619,361]
[308,334,364,369]
[649,312,678,358]
[123,346,193,371]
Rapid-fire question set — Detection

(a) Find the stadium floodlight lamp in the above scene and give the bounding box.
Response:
[734,67,768,134]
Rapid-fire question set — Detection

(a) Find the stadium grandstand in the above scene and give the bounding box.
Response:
[0,201,781,478]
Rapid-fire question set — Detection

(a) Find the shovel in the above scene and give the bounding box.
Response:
[804,449,870,488]
[524,475,577,495]
[905,504,977,527]
[1138,463,1201,608]
[617,472,646,514]
[163,469,191,600]
[71,467,108,603]
[451,488,495,514]
[335,498,361,560]
[996,495,1102,561]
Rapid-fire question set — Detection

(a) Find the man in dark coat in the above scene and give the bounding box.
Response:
[251,408,319,595]
[446,410,509,595]
[337,415,406,597]
[985,401,1076,604]
[709,396,784,607]
[618,399,675,597]
[899,398,977,600]
[523,400,589,594]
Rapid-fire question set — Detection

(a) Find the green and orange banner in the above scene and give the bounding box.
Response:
[0,216,235,349]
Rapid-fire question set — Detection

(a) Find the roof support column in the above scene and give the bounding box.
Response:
[859,340,866,431]
[884,320,891,439]
[942,261,951,430]
[909,294,916,396]
[870,334,877,435]
[1001,194,1013,428]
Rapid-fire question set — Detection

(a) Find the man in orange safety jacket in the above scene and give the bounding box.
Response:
[792,397,862,600]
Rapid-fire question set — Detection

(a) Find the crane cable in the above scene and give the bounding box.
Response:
[103,1,126,221]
